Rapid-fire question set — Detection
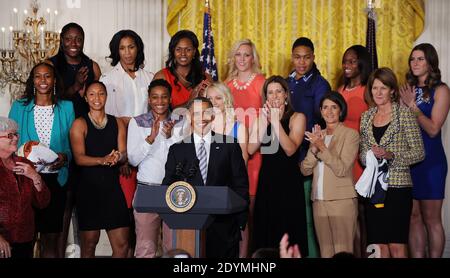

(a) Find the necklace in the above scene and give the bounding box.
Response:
[232,73,257,91]
[88,112,108,130]
[344,84,360,92]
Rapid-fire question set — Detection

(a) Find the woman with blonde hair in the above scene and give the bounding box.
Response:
[206,82,249,164]
[225,39,265,257]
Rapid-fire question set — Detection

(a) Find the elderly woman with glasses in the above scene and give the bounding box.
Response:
[0,117,50,258]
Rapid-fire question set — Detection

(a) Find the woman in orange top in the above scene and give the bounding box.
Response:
[337,45,371,180]
[337,45,371,258]
[154,30,212,109]
[225,39,265,257]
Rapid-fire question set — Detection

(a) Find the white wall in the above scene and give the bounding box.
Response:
[0,0,170,115]
[0,0,170,256]
[415,0,450,258]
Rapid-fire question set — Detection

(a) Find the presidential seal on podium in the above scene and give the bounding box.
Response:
[166,181,196,213]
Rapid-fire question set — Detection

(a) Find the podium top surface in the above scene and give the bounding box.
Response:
[133,184,247,214]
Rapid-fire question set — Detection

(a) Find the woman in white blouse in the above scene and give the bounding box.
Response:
[300,92,360,257]
[101,30,154,126]
[100,29,153,256]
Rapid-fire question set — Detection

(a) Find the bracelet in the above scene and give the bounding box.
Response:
[312,150,321,161]
[412,109,421,117]
[145,136,154,145]
[409,105,421,117]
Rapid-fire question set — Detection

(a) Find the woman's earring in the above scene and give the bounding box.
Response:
[53,83,56,96]
[284,100,288,105]
[33,87,36,95]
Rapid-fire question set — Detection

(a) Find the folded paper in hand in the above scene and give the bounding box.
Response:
[17,141,58,172]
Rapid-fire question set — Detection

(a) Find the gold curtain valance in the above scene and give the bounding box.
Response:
[167,0,424,88]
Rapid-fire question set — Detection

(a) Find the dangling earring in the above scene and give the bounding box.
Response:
[284,100,288,105]
[33,87,36,96]
[53,83,56,96]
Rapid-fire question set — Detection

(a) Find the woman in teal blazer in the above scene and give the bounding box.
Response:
[9,62,75,258]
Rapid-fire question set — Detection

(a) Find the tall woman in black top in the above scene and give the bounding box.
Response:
[47,22,101,257]
[48,22,101,118]
[70,81,129,258]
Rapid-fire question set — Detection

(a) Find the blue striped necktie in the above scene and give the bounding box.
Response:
[197,139,208,185]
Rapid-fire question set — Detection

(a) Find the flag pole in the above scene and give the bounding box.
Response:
[366,0,378,71]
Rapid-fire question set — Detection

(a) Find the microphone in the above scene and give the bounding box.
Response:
[175,162,185,178]
[188,158,199,178]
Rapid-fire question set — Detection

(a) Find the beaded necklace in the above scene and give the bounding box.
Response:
[232,73,257,91]
[88,112,108,130]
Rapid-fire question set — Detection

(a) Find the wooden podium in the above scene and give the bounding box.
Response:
[133,184,247,257]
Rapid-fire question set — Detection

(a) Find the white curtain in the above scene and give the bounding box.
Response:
[415,0,450,258]
[0,0,170,116]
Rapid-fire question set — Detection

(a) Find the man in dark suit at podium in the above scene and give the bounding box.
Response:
[162,97,249,258]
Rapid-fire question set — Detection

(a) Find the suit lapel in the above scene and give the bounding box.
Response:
[206,133,219,186]
[189,134,205,186]
[366,109,378,147]
[326,123,343,150]
[379,103,400,147]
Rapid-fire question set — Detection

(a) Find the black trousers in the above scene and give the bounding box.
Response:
[11,242,34,258]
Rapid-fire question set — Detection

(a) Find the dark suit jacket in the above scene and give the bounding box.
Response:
[162,132,249,258]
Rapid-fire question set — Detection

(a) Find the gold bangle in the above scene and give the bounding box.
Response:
[145,136,154,145]
[410,107,422,118]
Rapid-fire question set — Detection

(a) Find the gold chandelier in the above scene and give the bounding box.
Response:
[0,0,60,102]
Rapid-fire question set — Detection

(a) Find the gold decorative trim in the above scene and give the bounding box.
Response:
[165,181,196,213]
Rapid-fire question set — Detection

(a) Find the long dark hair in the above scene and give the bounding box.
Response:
[22,62,64,106]
[262,75,294,122]
[342,45,372,88]
[165,30,205,89]
[107,29,145,71]
[406,43,444,99]
[53,22,90,75]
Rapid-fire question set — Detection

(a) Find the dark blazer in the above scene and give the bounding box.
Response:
[162,132,249,258]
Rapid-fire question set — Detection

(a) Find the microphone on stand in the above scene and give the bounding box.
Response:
[175,162,186,181]
[188,158,199,179]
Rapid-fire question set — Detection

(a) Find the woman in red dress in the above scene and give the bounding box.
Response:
[225,39,265,257]
[154,30,212,109]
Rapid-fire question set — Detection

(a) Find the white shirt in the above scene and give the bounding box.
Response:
[315,135,333,200]
[101,63,154,117]
[127,114,187,184]
[193,131,212,168]
[34,105,57,174]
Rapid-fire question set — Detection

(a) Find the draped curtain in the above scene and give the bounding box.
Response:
[167,0,424,88]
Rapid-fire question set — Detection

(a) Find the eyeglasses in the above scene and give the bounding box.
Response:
[0,132,19,139]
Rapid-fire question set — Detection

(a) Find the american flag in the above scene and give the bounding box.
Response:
[200,0,218,81]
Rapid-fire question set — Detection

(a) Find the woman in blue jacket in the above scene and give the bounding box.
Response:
[9,62,75,258]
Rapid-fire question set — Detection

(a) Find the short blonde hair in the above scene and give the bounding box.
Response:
[225,39,262,82]
[206,82,236,122]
